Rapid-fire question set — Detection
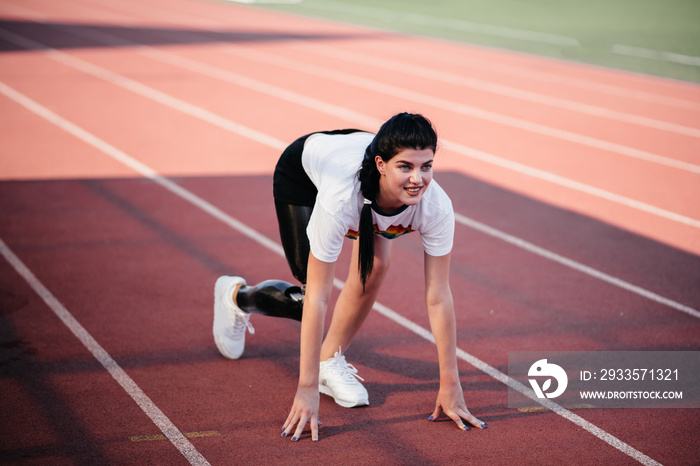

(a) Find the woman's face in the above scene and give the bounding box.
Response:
[375,147,434,212]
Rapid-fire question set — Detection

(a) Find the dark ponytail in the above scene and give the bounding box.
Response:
[356,113,438,291]
[357,155,381,288]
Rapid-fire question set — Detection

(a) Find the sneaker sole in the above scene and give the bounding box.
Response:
[319,384,369,408]
[214,334,242,360]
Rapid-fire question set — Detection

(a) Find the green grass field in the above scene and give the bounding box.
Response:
[249,0,700,84]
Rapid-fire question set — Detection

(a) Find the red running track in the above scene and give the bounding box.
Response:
[0,0,699,464]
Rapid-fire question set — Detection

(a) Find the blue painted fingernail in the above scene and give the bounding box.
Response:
[481,422,487,429]
[282,427,286,432]
[281,432,287,437]
[313,437,319,442]
[428,415,434,421]
[292,437,297,442]
[463,425,470,431]
[318,421,323,426]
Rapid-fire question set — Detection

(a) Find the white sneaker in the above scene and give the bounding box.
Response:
[319,348,369,408]
[213,276,254,359]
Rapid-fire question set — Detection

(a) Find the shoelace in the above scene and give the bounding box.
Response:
[232,306,255,335]
[331,351,364,382]
[225,282,255,335]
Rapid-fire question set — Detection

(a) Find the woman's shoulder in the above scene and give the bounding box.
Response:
[422,180,453,212]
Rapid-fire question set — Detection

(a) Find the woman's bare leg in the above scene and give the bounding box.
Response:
[320,236,391,360]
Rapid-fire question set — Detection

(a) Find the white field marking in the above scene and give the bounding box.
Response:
[613,44,700,67]
[0,81,676,466]
[0,238,211,466]
[1,25,698,230]
[454,213,700,319]
[296,0,579,46]
[287,43,700,141]
[223,44,700,173]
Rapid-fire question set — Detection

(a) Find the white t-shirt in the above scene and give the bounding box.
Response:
[302,132,455,263]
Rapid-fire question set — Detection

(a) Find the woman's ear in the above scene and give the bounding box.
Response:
[374,155,385,176]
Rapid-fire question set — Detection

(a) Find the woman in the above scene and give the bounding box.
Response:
[213,113,485,442]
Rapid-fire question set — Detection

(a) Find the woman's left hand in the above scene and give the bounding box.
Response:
[428,380,486,430]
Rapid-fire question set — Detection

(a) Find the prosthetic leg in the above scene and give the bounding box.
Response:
[228,199,312,322]
[222,175,315,323]
[235,279,304,322]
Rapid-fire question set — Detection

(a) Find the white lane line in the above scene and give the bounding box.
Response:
[441,139,700,228]
[454,213,700,319]
[2,23,698,228]
[0,238,210,466]
[484,61,700,112]
[295,0,579,46]
[0,80,664,466]
[613,45,700,67]
[369,298,661,466]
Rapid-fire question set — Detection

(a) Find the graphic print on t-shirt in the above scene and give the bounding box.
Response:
[345,224,414,240]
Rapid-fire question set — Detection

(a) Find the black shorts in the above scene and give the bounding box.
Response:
[273,129,365,206]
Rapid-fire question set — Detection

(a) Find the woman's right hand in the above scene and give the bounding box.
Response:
[281,254,335,442]
[281,385,321,442]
